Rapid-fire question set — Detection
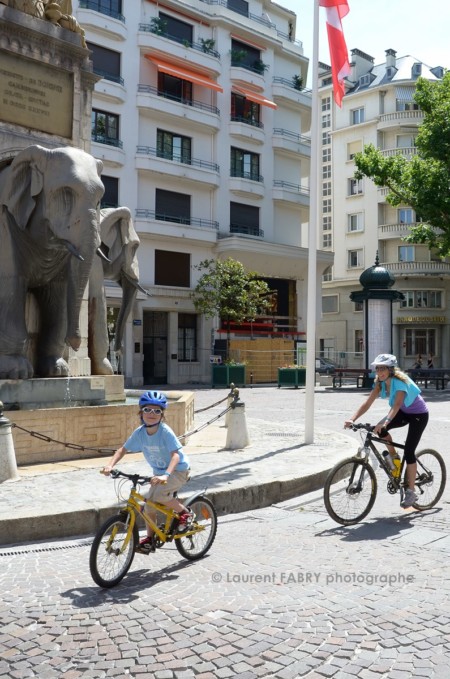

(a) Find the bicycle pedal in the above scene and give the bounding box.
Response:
[136,539,155,554]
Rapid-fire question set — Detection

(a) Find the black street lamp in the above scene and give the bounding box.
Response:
[350,253,404,370]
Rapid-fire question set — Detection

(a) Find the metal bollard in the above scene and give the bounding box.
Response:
[0,401,19,483]
[225,400,250,450]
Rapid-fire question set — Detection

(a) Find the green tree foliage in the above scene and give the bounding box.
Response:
[191,258,272,357]
[354,72,450,257]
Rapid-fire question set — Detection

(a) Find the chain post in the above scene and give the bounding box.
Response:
[0,401,19,482]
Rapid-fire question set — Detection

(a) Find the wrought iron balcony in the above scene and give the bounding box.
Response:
[137,85,220,116]
[79,0,125,22]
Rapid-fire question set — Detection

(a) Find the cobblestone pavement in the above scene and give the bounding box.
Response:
[1,387,449,678]
[1,479,450,679]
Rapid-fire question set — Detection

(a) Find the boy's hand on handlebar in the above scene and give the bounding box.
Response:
[151,475,168,485]
[344,420,354,429]
[101,466,113,476]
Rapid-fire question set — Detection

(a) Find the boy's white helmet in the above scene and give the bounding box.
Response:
[370,353,397,368]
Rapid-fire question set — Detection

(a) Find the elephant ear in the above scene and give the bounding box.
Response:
[2,146,46,230]
[99,207,140,281]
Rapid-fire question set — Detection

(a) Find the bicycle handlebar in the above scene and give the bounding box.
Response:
[347,422,375,433]
[101,468,153,485]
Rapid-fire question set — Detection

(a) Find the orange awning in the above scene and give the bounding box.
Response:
[146,56,223,92]
[233,85,277,109]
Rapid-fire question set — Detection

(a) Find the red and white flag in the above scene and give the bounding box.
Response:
[319,0,351,106]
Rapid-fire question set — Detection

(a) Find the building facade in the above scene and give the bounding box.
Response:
[317,48,450,369]
[73,0,332,386]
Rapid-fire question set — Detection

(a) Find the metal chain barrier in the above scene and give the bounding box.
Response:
[8,386,241,455]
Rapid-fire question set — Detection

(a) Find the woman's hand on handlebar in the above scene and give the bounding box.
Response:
[101,466,113,476]
[344,420,355,429]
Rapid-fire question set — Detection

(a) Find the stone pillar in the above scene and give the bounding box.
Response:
[225,402,250,450]
[0,402,19,483]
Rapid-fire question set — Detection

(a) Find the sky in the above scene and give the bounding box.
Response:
[280,0,450,85]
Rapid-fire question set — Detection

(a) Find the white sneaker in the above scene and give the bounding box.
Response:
[401,489,418,508]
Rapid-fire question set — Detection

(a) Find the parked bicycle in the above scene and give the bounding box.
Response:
[90,470,217,587]
[324,423,446,526]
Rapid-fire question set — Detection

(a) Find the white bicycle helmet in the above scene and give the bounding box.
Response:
[370,353,397,368]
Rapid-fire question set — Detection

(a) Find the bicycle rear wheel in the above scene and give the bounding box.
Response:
[89,513,139,588]
[413,449,446,510]
[324,457,378,526]
[175,496,217,560]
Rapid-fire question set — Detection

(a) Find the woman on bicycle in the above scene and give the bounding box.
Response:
[344,353,429,508]
[103,390,192,553]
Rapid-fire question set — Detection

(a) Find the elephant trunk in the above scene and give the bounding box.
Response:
[66,248,95,350]
[113,276,139,352]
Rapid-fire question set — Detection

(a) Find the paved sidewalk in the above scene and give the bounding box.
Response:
[0,394,357,546]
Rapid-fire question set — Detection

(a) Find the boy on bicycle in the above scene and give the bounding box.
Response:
[344,353,429,509]
[103,390,192,553]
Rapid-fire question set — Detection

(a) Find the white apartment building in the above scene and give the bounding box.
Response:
[317,48,450,369]
[73,0,333,387]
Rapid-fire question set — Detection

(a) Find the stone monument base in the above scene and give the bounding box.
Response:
[0,375,125,410]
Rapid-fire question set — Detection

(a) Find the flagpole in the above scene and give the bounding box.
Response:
[304,0,320,444]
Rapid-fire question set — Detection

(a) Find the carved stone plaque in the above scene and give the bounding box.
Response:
[0,51,74,137]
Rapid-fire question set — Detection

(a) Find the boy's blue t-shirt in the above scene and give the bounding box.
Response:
[123,422,190,475]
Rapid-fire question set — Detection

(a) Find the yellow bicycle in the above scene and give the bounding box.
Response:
[89,469,217,588]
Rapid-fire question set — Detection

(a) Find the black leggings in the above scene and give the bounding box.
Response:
[383,411,429,464]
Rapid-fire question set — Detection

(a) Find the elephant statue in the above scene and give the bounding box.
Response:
[88,207,148,375]
[0,144,105,379]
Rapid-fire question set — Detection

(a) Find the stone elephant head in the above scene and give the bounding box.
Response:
[88,206,148,375]
[0,144,104,379]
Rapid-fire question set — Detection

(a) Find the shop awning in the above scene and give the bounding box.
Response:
[146,56,223,92]
[233,85,277,109]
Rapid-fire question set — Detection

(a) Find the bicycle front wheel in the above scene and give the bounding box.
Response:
[89,513,139,588]
[413,449,447,510]
[175,496,217,560]
[324,457,378,526]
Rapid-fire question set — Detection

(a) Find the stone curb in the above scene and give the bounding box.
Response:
[0,466,331,546]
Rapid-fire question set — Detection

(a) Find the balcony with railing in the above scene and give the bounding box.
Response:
[138,24,220,60]
[273,180,310,206]
[137,84,220,130]
[219,223,264,238]
[229,115,265,144]
[380,147,417,158]
[378,222,416,240]
[93,69,126,103]
[378,110,424,129]
[136,146,220,186]
[91,133,125,166]
[272,128,311,156]
[381,260,450,276]
[229,169,264,197]
[272,77,312,108]
[78,1,127,38]
[135,209,219,243]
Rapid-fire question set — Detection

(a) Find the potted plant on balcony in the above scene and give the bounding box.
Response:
[150,17,167,35]
[292,74,304,90]
[200,38,216,54]
[230,48,248,66]
[253,59,269,74]
[278,364,306,388]
[192,258,272,387]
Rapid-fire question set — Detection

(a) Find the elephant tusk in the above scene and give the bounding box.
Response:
[62,240,84,261]
[122,272,151,296]
[96,246,111,263]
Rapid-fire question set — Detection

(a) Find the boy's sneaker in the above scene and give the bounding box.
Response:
[401,489,418,508]
[177,511,194,532]
[136,536,155,554]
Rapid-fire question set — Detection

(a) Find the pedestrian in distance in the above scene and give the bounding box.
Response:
[344,354,429,508]
[102,390,192,553]
[412,354,423,369]
[427,353,434,369]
